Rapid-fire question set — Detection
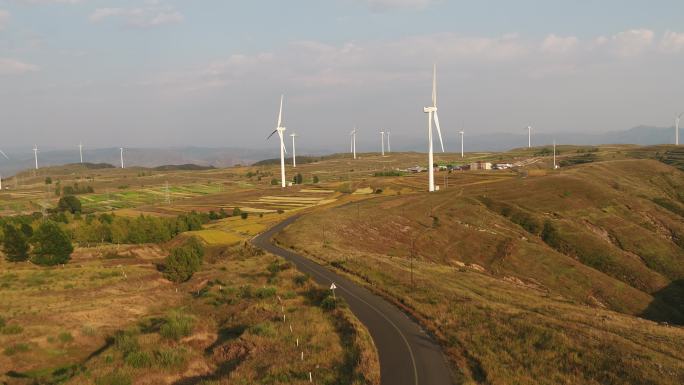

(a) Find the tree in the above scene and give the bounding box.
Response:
[45,177,52,185]
[232,207,242,217]
[57,196,82,214]
[313,175,319,184]
[163,245,202,283]
[3,224,29,262]
[31,221,74,266]
[294,173,303,185]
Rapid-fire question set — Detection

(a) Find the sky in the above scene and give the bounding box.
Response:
[1,0,684,153]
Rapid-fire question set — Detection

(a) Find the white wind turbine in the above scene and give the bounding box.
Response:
[423,64,445,192]
[380,130,385,156]
[459,130,465,158]
[350,127,357,159]
[119,147,125,169]
[553,140,557,169]
[290,133,298,168]
[0,149,8,191]
[386,130,391,153]
[33,145,38,170]
[526,125,532,148]
[676,113,683,146]
[79,142,84,163]
[267,95,288,188]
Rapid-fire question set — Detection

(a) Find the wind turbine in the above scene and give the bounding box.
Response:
[79,142,84,163]
[267,95,288,188]
[119,147,125,169]
[380,130,385,156]
[553,140,557,169]
[386,130,391,153]
[677,113,683,146]
[0,149,7,191]
[423,64,445,192]
[290,133,298,168]
[526,125,532,148]
[33,145,38,170]
[350,127,357,159]
[459,130,465,158]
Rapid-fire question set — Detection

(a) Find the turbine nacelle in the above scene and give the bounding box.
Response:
[423,106,437,113]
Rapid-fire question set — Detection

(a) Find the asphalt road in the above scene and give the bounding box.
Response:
[252,215,454,385]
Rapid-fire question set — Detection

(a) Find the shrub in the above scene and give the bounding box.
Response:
[1,324,23,335]
[3,343,30,356]
[113,330,140,355]
[270,178,279,185]
[58,331,74,343]
[320,296,337,311]
[313,175,319,183]
[232,207,241,217]
[57,196,82,213]
[163,246,201,283]
[155,347,186,369]
[125,351,153,368]
[31,221,73,266]
[249,322,276,337]
[255,287,277,299]
[241,212,249,220]
[3,224,29,262]
[20,223,33,238]
[160,311,195,341]
[293,274,310,286]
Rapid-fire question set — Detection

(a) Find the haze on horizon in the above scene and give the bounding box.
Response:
[1,0,684,152]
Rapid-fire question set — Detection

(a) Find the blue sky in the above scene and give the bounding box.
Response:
[1,0,684,151]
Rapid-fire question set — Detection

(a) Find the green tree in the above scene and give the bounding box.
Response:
[3,224,29,262]
[31,221,74,266]
[45,177,52,185]
[232,207,242,217]
[57,196,82,214]
[294,173,303,184]
[163,246,202,283]
[20,223,33,238]
[313,175,319,184]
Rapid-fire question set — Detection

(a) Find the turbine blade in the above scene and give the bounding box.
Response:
[0,150,8,159]
[277,95,284,128]
[267,129,278,140]
[278,131,287,154]
[432,64,437,107]
[434,111,445,152]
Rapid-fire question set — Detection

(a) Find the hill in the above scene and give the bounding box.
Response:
[274,157,684,384]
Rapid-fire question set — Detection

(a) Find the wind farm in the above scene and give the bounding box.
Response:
[2,2,684,385]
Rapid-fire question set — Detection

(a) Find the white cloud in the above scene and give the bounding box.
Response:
[540,34,579,54]
[89,4,183,27]
[596,29,654,57]
[0,10,9,30]
[659,31,684,53]
[0,58,39,75]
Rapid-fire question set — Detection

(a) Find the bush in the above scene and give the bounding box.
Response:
[58,331,74,343]
[125,351,153,368]
[57,196,82,213]
[3,224,29,262]
[320,296,337,311]
[293,274,310,286]
[3,343,30,356]
[270,178,279,185]
[255,287,277,299]
[163,246,202,283]
[113,330,140,355]
[248,322,276,337]
[1,324,23,335]
[31,221,73,266]
[160,311,195,341]
[232,207,242,217]
[313,175,319,183]
[155,347,186,369]
[241,212,249,220]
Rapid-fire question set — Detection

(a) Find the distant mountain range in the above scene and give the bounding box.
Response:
[0,126,679,176]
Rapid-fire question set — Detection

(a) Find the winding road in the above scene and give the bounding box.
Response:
[252,215,454,385]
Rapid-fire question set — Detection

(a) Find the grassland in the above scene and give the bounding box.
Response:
[3,144,684,384]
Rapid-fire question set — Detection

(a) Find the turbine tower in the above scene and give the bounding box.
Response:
[33,145,38,170]
[350,127,357,159]
[553,140,557,169]
[459,130,465,158]
[386,130,391,153]
[423,64,445,192]
[290,133,298,168]
[79,142,84,163]
[526,125,532,148]
[0,150,7,191]
[677,113,683,146]
[380,130,385,156]
[267,95,288,188]
[119,148,125,169]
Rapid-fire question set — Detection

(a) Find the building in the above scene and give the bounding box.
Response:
[493,163,513,170]
[469,161,492,170]
[407,165,426,173]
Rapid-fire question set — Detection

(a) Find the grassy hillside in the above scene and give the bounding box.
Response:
[275,158,684,384]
